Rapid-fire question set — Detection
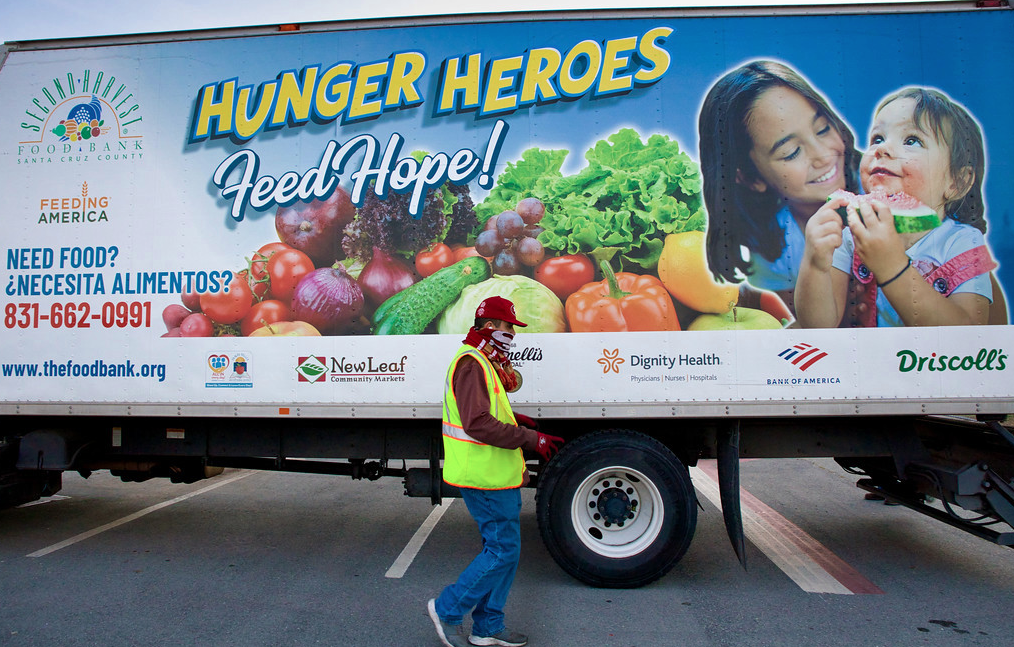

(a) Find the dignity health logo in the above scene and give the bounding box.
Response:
[598,349,625,374]
[778,343,828,371]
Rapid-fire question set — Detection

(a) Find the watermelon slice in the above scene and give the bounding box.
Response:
[828,189,939,233]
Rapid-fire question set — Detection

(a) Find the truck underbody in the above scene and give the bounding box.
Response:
[4,413,1012,587]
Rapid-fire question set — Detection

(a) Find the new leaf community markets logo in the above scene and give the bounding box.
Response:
[296,356,328,383]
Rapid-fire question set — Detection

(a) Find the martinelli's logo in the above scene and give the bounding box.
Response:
[17,69,144,166]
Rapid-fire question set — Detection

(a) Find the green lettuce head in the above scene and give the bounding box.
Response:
[437,275,566,335]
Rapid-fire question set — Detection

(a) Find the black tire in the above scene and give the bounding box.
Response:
[536,429,697,588]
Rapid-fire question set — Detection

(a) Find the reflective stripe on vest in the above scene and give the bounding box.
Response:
[441,345,526,490]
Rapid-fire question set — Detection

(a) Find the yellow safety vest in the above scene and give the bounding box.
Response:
[441,345,527,490]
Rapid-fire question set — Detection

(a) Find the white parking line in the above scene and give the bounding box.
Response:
[385,498,455,579]
[17,494,71,508]
[691,462,882,595]
[26,470,254,558]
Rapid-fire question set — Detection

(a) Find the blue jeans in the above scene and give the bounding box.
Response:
[436,487,523,637]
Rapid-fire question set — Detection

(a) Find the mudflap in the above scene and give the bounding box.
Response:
[717,421,747,569]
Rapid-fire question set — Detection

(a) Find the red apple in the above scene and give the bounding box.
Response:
[248,320,321,337]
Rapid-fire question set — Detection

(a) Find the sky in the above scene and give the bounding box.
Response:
[0,0,952,45]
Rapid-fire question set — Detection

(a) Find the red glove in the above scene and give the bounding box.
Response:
[534,433,564,461]
[515,413,539,430]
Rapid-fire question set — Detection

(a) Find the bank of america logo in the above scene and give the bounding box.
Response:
[778,343,827,371]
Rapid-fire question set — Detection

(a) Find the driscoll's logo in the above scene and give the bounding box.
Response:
[897,348,1007,372]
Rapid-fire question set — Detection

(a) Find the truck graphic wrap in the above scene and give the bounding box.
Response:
[2,7,1012,412]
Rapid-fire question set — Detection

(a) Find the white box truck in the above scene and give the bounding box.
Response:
[2,1,1012,587]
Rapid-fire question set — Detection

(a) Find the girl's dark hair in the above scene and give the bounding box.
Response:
[699,61,860,283]
[874,87,986,233]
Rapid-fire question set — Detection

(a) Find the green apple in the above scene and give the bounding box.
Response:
[688,306,783,331]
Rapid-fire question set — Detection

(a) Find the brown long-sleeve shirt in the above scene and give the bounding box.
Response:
[452,355,539,452]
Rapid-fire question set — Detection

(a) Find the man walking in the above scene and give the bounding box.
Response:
[428,296,564,647]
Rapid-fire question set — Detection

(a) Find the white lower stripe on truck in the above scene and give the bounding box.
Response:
[26,470,254,558]
[691,462,882,595]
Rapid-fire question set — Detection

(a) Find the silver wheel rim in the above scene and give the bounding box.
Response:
[570,466,664,558]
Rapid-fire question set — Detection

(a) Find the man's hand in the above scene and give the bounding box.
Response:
[535,433,564,461]
[515,413,539,430]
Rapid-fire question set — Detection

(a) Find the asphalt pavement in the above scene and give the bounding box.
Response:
[1,457,1011,647]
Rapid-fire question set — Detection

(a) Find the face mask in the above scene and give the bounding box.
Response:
[490,330,514,353]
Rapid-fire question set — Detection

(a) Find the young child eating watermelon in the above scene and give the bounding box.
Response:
[795,87,1002,328]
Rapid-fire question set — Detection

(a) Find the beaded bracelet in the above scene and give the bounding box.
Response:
[879,259,912,288]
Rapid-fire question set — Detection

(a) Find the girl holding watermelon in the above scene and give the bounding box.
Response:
[795,87,1001,328]
[698,60,862,318]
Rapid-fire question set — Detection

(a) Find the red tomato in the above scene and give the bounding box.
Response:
[267,248,315,303]
[181,289,201,312]
[240,299,293,336]
[452,245,482,262]
[200,275,253,324]
[535,254,595,301]
[237,269,267,300]
[415,243,455,277]
[249,242,290,298]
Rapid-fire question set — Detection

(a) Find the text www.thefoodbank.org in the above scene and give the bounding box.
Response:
[2,359,167,382]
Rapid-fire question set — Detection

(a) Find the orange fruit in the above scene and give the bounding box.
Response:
[656,231,738,314]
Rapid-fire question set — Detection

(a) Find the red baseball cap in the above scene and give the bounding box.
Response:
[475,296,527,327]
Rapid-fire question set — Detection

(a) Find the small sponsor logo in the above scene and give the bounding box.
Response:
[507,345,543,368]
[897,348,1007,372]
[37,182,111,225]
[16,69,144,166]
[767,342,840,386]
[596,348,721,383]
[296,356,328,383]
[777,343,828,371]
[296,354,408,384]
[206,352,252,388]
[598,349,624,374]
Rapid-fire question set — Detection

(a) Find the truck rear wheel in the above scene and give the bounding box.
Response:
[536,429,697,588]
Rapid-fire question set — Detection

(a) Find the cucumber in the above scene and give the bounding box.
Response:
[371,285,412,328]
[374,256,490,335]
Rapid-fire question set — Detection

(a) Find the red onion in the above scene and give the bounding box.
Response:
[358,247,417,308]
[291,265,364,335]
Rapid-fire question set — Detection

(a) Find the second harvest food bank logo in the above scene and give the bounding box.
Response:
[17,69,143,166]
[297,355,408,384]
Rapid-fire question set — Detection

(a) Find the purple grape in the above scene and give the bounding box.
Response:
[516,237,545,267]
[516,197,545,225]
[492,249,520,275]
[496,211,524,239]
[475,230,506,257]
